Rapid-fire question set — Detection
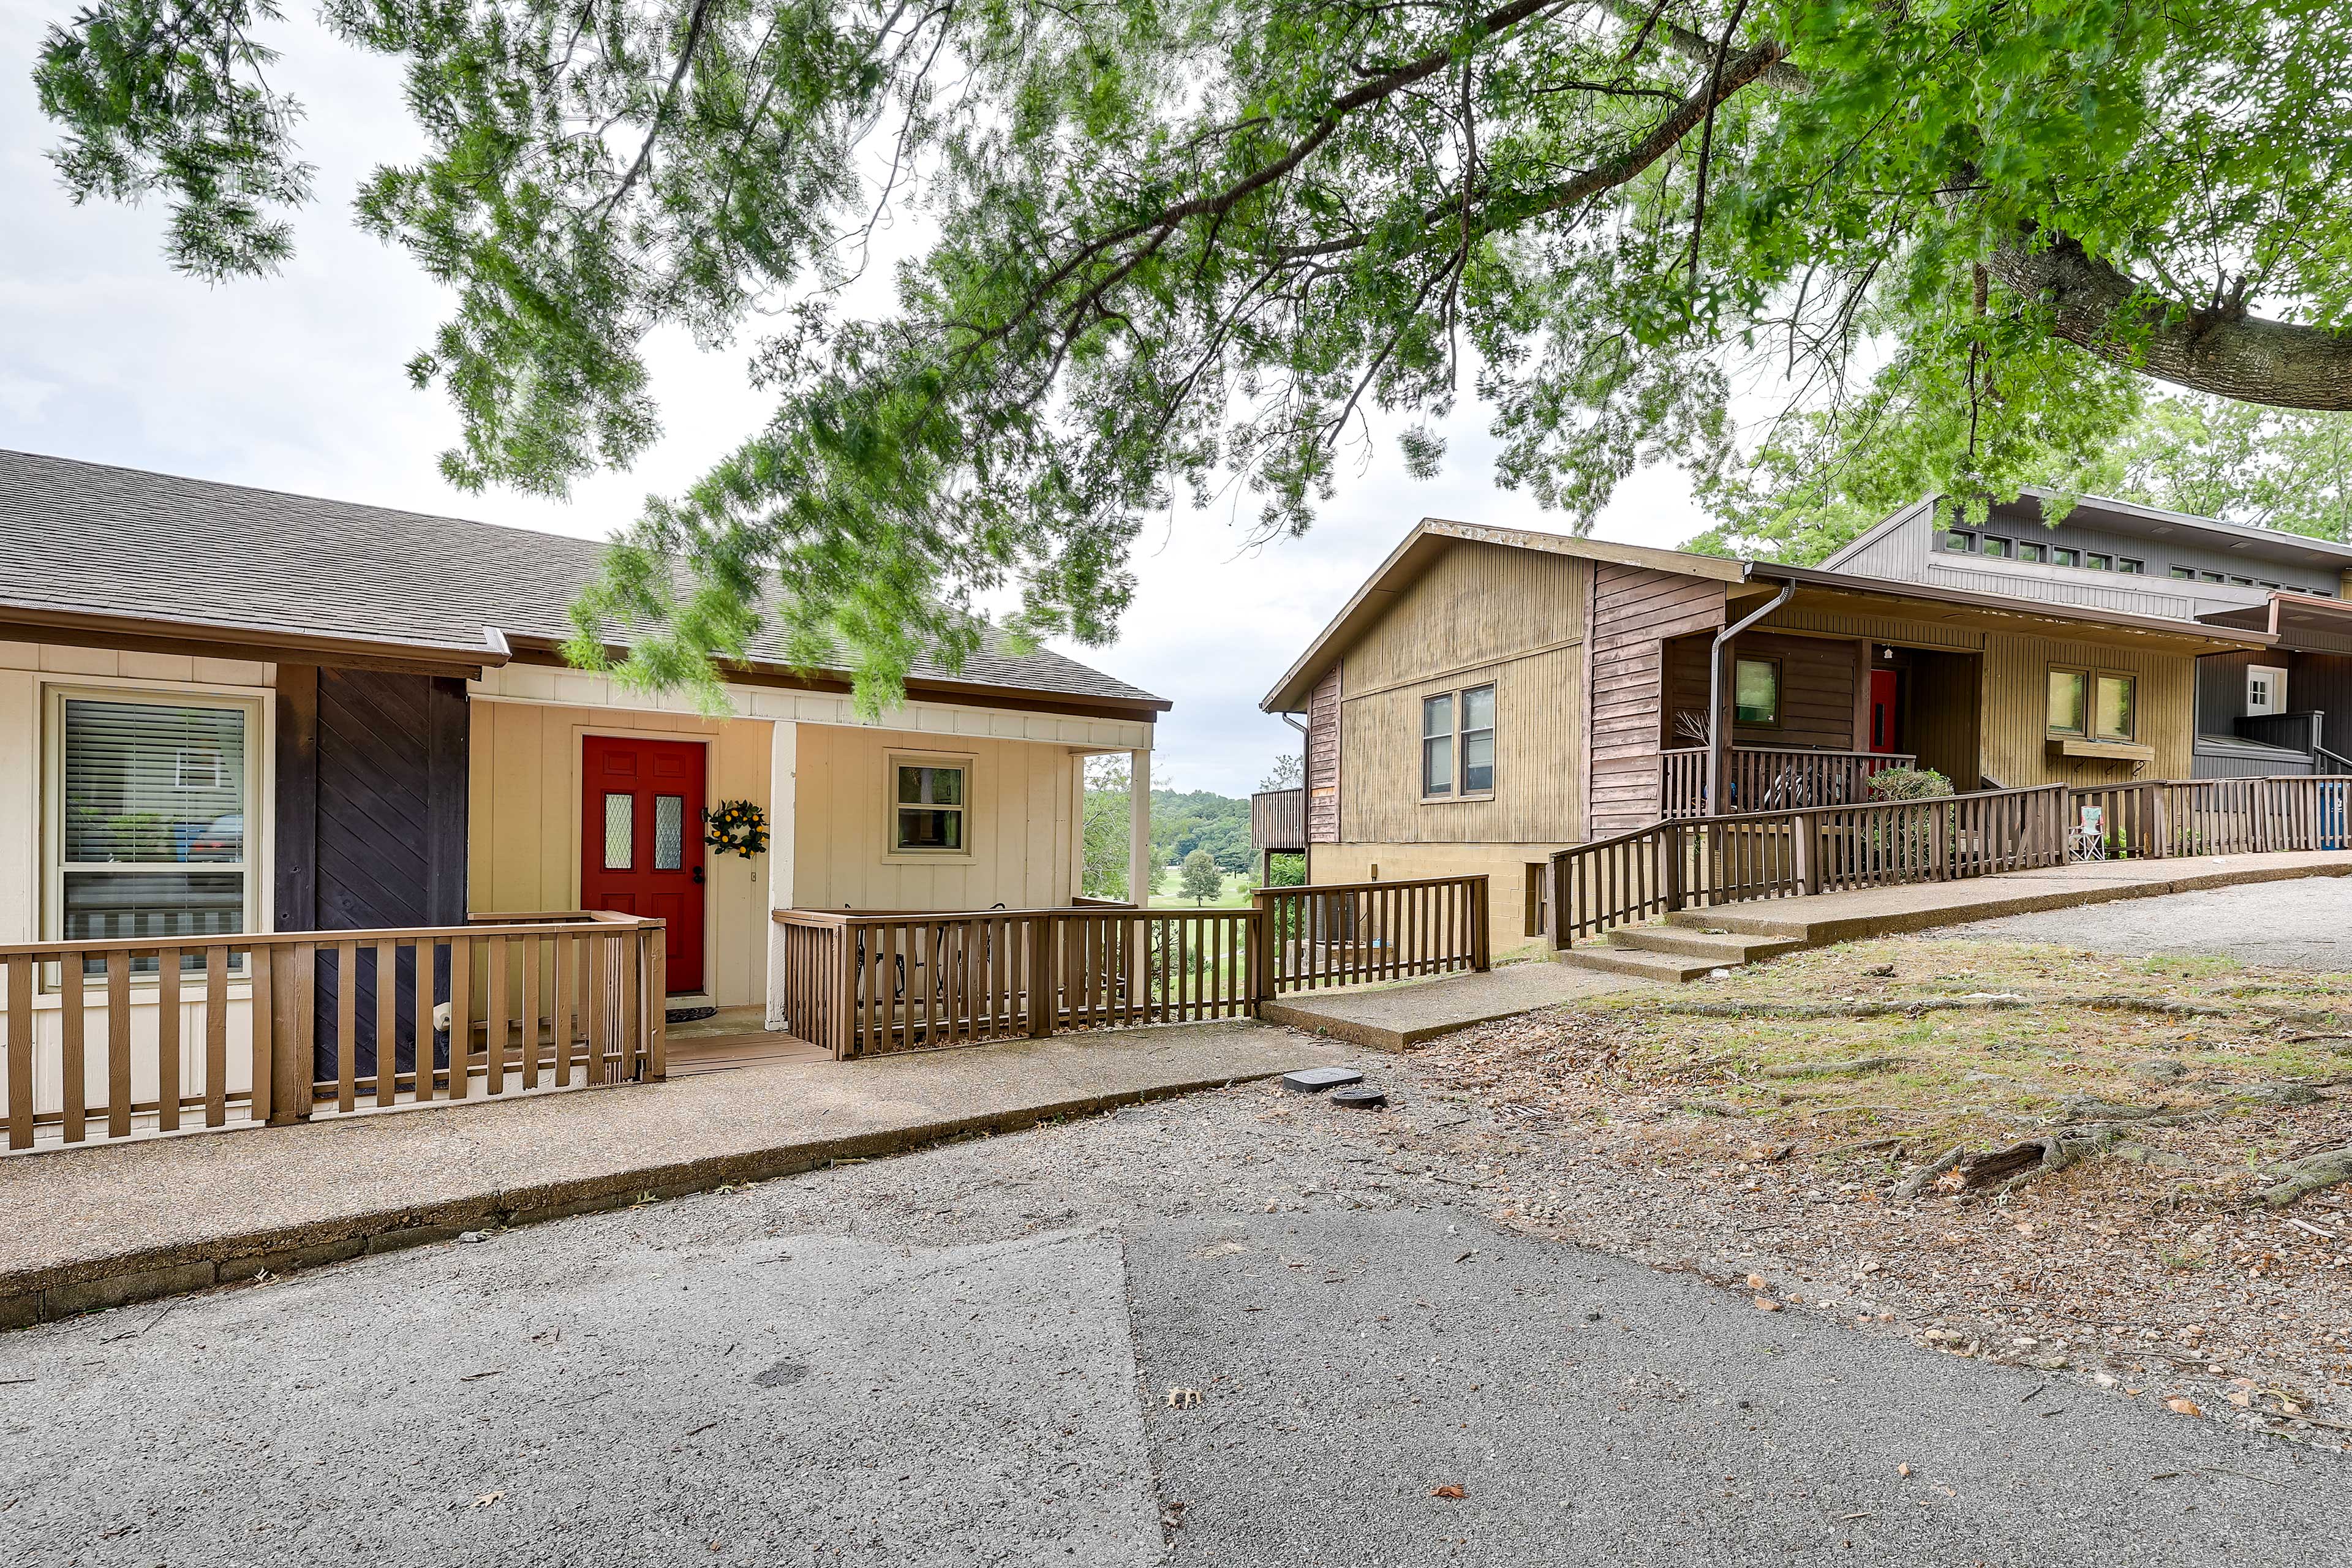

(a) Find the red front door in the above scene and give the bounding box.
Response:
[581,736,706,995]
[1868,669,1901,754]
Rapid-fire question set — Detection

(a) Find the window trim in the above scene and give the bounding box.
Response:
[1733,656,1782,727]
[42,682,266,981]
[2047,665,2137,742]
[1942,530,1977,554]
[1418,682,1497,804]
[1981,536,2014,559]
[2016,540,2048,564]
[2117,558,2145,575]
[2084,552,2112,571]
[883,749,978,861]
[2051,546,2080,568]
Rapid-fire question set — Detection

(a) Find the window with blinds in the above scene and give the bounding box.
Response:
[52,693,254,961]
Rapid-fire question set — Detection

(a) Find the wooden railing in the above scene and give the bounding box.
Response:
[1550,785,2070,946]
[774,876,1488,1058]
[1255,876,1488,992]
[1,913,665,1153]
[1659,746,1919,820]
[2068,775,2352,859]
[1251,788,1306,851]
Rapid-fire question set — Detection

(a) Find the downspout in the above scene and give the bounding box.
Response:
[1707,579,1796,815]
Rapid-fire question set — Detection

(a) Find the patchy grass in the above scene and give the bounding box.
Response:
[1512,938,2352,1185]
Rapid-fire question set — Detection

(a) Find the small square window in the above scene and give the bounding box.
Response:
[2201,571,2225,583]
[1942,531,1976,553]
[2169,565,2195,580]
[2118,559,2144,574]
[2085,553,2111,571]
[891,758,970,854]
[1981,537,2013,559]
[2230,575,2255,587]
[1734,658,1781,726]
[2017,541,2048,564]
[2051,547,2079,568]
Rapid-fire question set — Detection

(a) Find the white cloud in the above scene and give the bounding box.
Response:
[1,9,1714,798]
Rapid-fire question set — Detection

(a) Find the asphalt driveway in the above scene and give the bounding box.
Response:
[1935,875,2352,970]
[2,1086,2342,1567]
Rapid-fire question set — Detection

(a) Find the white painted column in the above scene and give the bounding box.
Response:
[763,719,798,1030]
[1127,747,1152,907]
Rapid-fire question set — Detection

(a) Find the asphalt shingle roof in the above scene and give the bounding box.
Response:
[0,450,1164,709]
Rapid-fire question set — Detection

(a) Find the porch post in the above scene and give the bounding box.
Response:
[1127,748,1153,906]
[763,720,798,1031]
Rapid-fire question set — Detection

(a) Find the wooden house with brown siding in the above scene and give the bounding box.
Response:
[1261,516,2278,955]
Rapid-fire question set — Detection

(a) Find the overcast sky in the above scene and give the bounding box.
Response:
[1,10,1711,797]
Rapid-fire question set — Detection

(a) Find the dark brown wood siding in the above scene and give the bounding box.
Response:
[1306,663,1342,844]
[1667,630,1862,750]
[1586,566,1724,836]
[276,666,469,1079]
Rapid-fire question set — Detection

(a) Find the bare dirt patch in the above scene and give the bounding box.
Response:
[1390,935,2352,1444]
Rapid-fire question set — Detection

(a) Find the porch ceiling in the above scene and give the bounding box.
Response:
[1748,568,2275,657]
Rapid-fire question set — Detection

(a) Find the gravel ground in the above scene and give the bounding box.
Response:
[1935,877,2352,970]
[4,1076,2345,1566]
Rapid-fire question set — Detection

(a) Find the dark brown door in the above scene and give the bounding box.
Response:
[580,736,706,994]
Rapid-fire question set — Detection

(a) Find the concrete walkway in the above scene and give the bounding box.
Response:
[1262,960,1642,1050]
[1683,847,2352,944]
[0,1021,1347,1329]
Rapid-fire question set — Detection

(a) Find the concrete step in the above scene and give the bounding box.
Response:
[1605,925,1806,963]
[1665,907,1812,940]
[1553,944,1722,983]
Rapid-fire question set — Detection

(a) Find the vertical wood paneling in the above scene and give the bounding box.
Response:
[1588,566,1725,836]
[1306,664,1342,844]
[1335,644,1585,843]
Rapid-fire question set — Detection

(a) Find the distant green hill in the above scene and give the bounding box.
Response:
[1147,788,1252,875]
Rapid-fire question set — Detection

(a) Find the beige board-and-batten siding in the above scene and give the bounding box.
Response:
[467,701,774,1008]
[1330,539,1591,844]
[789,724,1081,911]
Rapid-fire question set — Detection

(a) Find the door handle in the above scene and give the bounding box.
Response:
[692,865,705,885]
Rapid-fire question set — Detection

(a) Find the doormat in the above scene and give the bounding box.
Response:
[665,1005,718,1025]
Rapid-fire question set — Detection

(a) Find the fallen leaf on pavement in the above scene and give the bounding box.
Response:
[1753,1297,1782,1312]
[2165,1398,2202,1417]
[1431,1485,1466,1499]
[471,1492,503,1509]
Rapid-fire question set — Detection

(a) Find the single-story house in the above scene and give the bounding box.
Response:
[1258,502,2315,953]
[1,450,1165,1113]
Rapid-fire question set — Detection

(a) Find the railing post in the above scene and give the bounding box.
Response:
[268,941,314,1125]
[1469,876,1491,972]
[1793,809,1820,895]
[1248,892,1275,1007]
[2150,785,2171,859]
[644,922,668,1082]
[1029,914,1057,1038]
[1663,824,1686,913]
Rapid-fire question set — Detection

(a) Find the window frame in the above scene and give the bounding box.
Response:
[2051,546,2080,568]
[1981,536,2014,559]
[2084,552,2112,571]
[42,683,265,981]
[1733,656,1782,727]
[2016,540,2048,564]
[1417,683,1497,804]
[883,749,977,861]
[1942,530,1977,554]
[2118,558,2145,575]
[2046,665,2138,743]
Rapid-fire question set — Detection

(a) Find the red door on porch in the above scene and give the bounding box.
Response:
[1867,668,1901,755]
[581,736,706,995]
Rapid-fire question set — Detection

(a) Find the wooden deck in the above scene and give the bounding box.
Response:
[664,1006,829,1075]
